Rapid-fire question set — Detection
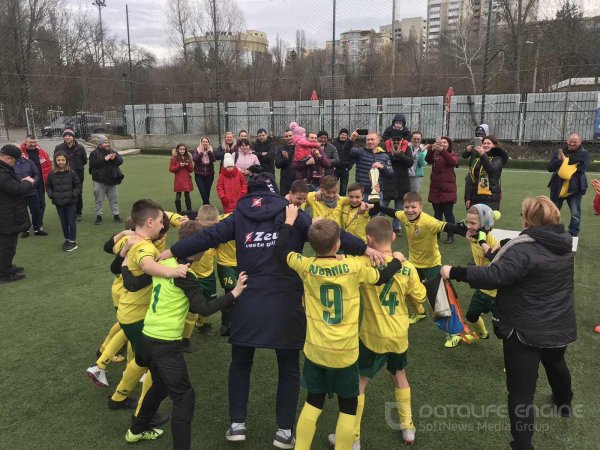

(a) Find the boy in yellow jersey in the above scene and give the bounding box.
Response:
[376,191,467,348]
[303,175,350,225]
[341,183,374,242]
[457,204,500,341]
[107,199,189,411]
[126,220,248,446]
[88,212,187,387]
[274,205,404,450]
[327,217,426,448]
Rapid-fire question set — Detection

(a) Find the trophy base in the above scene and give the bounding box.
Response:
[368,194,380,203]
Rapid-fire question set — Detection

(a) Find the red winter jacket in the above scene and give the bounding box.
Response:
[169,156,194,192]
[594,193,600,215]
[426,148,458,204]
[217,166,247,213]
[20,143,52,186]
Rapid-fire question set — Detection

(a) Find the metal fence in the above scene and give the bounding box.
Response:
[113,90,598,142]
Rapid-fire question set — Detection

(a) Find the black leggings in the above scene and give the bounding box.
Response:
[306,392,358,415]
[195,174,214,205]
[432,202,456,236]
[175,192,192,210]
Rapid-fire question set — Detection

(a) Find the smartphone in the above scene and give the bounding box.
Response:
[471,137,483,148]
[356,128,369,136]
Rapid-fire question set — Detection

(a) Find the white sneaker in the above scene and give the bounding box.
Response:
[86,365,109,387]
[401,426,416,444]
[225,422,246,442]
[327,433,360,449]
[139,373,146,383]
[273,428,295,449]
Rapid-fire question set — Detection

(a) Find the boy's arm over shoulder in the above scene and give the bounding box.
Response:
[357,256,402,286]
[121,266,152,291]
[175,273,236,316]
[422,212,446,235]
[273,222,307,275]
[171,214,235,259]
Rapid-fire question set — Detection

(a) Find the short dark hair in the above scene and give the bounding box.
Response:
[412,131,422,138]
[308,219,340,255]
[237,138,250,147]
[365,216,394,245]
[256,128,267,135]
[178,219,203,240]
[239,129,248,136]
[25,134,37,140]
[482,135,499,147]
[347,182,364,194]
[283,128,292,133]
[290,180,309,194]
[320,175,338,191]
[131,199,164,228]
[317,130,328,138]
[403,191,423,204]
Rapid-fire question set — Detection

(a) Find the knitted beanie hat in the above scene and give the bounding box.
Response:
[472,203,501,231]
[290,122,306,137]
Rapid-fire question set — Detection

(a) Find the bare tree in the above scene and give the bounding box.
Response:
[497,0,539,93]
[166,0,193,62]
[440,25,486,94]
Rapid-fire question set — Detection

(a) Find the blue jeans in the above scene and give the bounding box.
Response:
[382,198,402,230]
[553,194,582,236]
[338,168,350,196]
[56,203,77,241]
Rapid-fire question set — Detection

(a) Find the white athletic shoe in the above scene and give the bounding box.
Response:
[225,422,247,442]
[86,366,109,387]
[327,433,361,449]
[401,426,416,444]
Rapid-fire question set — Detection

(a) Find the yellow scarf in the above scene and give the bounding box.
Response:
[470,157,492,196]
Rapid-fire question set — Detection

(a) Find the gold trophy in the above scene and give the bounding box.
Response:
[368,167,380,202]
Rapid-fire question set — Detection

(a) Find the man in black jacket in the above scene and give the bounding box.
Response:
[54,129,88,220]
[275,129,296,196]
[332,128,351,195]
[89,135,123,225]
[252,128,276,175]
[382,132,414,235]
[0,145,35,283]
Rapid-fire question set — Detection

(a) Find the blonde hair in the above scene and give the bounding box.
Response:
[196,205,219,227]
[365,216,394,245]
[521,196,561,227]
[308,219,340,255]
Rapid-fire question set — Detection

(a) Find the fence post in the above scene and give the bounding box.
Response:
[183,103,188,134]
[561,92,569,141]
[145,104,150,135]
[517,96,526,145]
[270,103,275,136]
[224,102,229,132]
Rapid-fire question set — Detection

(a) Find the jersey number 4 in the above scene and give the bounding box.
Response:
[320,284,343,325]
[379,282,399,315]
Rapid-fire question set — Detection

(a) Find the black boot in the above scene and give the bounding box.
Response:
[184,194,192,211]
[445,233,454,244]
[175,200,182,213]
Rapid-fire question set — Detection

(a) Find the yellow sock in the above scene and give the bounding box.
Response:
[354,393,365,441]
[100,322,122,352]
[182,312,198,340]
[473,317,488,336]
[335,412,357,450]
[126,342,134,364]
[96,330,128,370]
[395,387,413,430]
[111,359,145,402]
[134,370,153,416]
[295,402,322,450]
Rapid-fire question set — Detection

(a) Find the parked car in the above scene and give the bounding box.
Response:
[42,114,111,139]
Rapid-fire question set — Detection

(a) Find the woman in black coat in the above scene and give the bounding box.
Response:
[441,196,576,450]
[46,150,82,252]
[465,136,508,210]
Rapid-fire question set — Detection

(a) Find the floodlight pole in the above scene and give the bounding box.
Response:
[92,0,106,69]
[331,0,336,136]
[126,4,137,144]
[480,0,493,124]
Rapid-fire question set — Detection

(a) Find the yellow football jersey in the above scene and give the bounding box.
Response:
[110,235,132,307]
[304,192,349,226]
[341,204,370,242]
[117,239,159,324]
[469,233,498,298]
[217,213,237,267]
[359,257,426,354]
[394,211,446,268]
[286,252,381,368]
[190,248,217,278]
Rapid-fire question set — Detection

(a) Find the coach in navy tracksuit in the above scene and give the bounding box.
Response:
[165,173,371,447]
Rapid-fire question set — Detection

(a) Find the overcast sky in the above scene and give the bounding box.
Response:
[68,0,428,62]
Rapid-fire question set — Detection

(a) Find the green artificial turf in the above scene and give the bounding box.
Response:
[1,155,599,449]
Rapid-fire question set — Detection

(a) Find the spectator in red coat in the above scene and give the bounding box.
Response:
[592,179,600,215]
[20,135,51,235]
[169,143,194,212]
[426,137,458,244]
[217,153,248,213]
